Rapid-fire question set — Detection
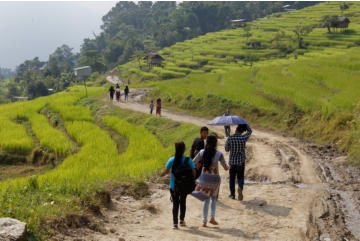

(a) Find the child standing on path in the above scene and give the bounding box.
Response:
[156,98,162,116]
[192,135,229,227]
[149,100,154,114]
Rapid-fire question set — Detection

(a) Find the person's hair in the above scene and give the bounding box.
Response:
[173,141,186,171]
[236,124,247,134]
[200,126,209,133]
[203,135,217,171]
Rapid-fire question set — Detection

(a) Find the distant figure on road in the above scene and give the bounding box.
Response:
[164,141,196,229]
[124,86,129,101]
[225,124,252,201]
[109,86,115,101]
[192,135,229,227]
[190,126,209,179]
[156,98,162,116]
[224,109,231,137]
[149,100,154,115]
[115,84,121,102]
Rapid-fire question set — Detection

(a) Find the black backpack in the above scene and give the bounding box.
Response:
[172,157,196,195]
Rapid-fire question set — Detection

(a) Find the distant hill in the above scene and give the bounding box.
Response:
[119,2,360,81]
[80,1,318,67]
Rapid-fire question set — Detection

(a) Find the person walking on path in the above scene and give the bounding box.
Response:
[156,98,162,116]
[149,100,154,115]
[164,142,196,229]
[124,85,129,101]
[192,135,229,227]
[224,109,231,137]
[225,124,252,200]
[109,86,115,101]
[190,126,209,178]
[115,84,121,102]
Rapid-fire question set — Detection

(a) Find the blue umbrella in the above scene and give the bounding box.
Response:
[208,115,248,126]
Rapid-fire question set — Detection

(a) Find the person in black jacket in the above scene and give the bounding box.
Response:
[109,86,115,101]
[190,126,209,178]
[124,85,129,101]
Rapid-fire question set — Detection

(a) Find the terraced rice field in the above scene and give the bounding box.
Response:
[119,2,360,81]
[0,86,198,238]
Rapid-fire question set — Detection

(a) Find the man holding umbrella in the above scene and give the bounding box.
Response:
[225,124,252,200]
[208,115,252,201]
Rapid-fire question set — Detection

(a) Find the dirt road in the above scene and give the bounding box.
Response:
[59,89,360,241]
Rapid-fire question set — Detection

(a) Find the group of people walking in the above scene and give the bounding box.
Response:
[164,124,252,229]
[109,84,129,102]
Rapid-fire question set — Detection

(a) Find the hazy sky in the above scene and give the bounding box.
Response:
[0,1,117,69]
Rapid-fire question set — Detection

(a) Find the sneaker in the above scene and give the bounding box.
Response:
[180,220,186,226]
[238,189,243,201]
[173,224,178,229]
[228,194,235,199]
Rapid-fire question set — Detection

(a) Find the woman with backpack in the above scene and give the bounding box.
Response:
[192,134,229,227]
[164,141,196,229]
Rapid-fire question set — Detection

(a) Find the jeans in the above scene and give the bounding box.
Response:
[224,126,231,137]
[229,164,245,196]
[170,189,187,225]
[203,196,217,223]
[125,93,128,101]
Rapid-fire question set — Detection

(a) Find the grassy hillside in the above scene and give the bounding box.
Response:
[116,2,360,164]
[0,85,198,239]
[119,2,360,82]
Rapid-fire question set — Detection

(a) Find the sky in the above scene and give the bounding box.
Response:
[0,1,117,69]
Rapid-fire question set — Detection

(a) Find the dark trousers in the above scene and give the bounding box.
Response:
[224,126,231,137]
[229,164,245,196]
[170,189,187,224]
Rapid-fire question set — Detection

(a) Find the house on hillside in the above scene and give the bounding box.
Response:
[331,17,350,31]
[143,53,164,68]
[231,19,247,28]
[282,4,296,11]
[74,66,92,81]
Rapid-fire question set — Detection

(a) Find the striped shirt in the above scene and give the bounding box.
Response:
[225,126,252,165]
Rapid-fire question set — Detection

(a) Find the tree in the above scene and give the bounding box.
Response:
[244,55,260,68]
[244,25,252,41]
[131,50,145,69]
[340,3,349,15]
[7,82,20,98]
[27,81,48,99]
[78,50,106,73]
[293,24,312,48]
[322,15,338,33]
